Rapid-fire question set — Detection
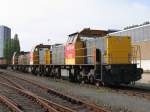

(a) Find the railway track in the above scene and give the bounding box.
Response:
[3,69,150,101]
[2,69,150,101]
[0,95,21,112]
[0,71,109,112]
[110,85,150,100]
[0,81,57,112]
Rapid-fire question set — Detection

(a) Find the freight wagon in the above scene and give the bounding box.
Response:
[11,28,143,85]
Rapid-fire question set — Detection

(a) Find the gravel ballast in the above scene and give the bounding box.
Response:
[1,69,150,112]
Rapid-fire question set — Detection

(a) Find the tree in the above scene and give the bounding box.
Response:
[3,34,20,64]
[13,34,20,54]
[4,38,12,64]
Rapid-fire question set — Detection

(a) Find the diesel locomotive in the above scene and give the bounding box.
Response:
[11,28,143,85]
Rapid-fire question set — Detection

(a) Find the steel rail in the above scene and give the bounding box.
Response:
[0,82,59,112]
[0,95,23,112]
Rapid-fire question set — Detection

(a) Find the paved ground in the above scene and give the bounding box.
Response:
[135,73,150,90]
[138,73,150,84]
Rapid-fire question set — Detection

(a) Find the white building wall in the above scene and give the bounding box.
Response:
[137,60,150,71]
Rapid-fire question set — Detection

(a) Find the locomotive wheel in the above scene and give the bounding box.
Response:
[56,68,61,79]
[56,72,61,79]
[69,73,75,82]
[34,67,38,76]
[45,68,50,77]
[69,73,72,81]
[89,75,95,84]
[76,74,82,83]
[95,80,105,87]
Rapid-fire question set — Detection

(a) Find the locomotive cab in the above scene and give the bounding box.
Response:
[65,33,85,64]
[33,44,51,65]
[65,28,108,65]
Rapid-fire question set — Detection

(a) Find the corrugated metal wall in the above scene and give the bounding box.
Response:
[110,24,150,43]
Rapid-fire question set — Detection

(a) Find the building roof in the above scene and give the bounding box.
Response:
[109,24,150,35]
[35,44,51,49]
[69,28,108,37]
[0,25,11,30]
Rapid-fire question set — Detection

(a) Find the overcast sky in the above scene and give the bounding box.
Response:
[0,0,150,51]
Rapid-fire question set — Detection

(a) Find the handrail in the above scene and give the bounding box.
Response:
[13,45,142,65]
[131,45,141,67]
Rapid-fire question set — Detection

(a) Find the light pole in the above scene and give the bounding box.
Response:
[47,39,51,45]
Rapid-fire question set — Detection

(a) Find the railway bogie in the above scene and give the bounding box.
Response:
[11,63,142,86]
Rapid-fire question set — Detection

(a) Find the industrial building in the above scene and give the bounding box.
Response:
[109,24,150,71]
[0,25,11,58]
